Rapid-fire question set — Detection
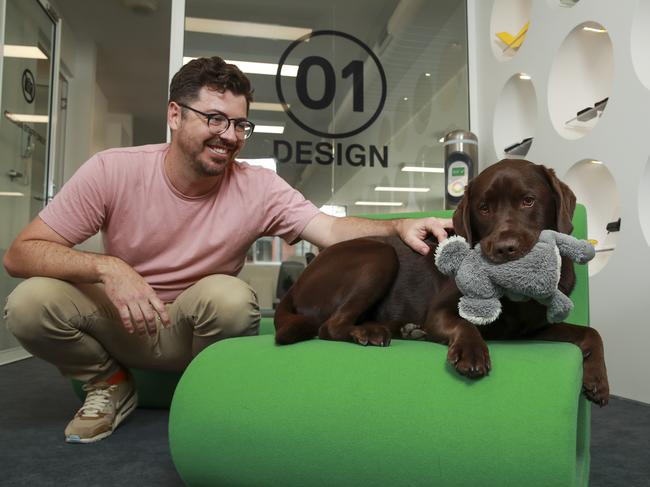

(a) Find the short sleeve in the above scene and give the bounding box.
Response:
[39,154,109,245]
[261,171,320,244]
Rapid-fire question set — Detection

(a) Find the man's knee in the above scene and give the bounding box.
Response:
[190,275,260,338]
[4,277,73,341]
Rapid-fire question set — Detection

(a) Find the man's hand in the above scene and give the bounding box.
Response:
[97,257,170,336]
[395,217,454,255]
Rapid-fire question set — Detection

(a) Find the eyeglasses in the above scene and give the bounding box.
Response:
[177,103,255,139]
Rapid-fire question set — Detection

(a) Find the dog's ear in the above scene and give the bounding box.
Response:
[452,182,474,245]
[539,165,576,234]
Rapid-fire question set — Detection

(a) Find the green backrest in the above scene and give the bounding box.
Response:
[360,203,590,326]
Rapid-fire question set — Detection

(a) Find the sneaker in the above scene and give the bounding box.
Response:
[64,371,138,443]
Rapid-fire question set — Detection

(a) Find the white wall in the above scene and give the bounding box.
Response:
[468,0,649,403]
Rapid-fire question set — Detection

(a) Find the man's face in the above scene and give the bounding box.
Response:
[170,87,248,177]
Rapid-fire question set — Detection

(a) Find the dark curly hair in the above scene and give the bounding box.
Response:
[169,56,254,110]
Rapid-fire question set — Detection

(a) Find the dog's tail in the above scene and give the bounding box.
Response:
[273,291,321,345]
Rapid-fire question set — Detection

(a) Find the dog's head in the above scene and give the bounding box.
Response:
[453,159,576,264]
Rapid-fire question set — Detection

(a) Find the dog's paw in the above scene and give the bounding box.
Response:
[350,326,392,347]
[582,360,610,407]
[447,339,491,379]
[400,323,427,340]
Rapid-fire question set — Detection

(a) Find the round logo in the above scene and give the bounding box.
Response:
[276,30,387,139]
[22,69,36,104]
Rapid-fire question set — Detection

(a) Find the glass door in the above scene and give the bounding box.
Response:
[0,0,58,360]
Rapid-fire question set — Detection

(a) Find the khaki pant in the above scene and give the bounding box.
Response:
[4,275,260,382]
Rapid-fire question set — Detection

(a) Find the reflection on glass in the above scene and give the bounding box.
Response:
[0,0,56,353]
[183,0,469,216]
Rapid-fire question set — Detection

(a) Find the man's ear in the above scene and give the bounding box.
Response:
[452,182,473,245]
[167,102,182,131]
[538,165,576,234]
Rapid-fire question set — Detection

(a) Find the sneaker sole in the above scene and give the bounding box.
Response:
[65,390,138,444]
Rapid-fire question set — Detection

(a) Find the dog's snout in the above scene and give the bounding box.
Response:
[494,239,520,261]
[483,234,528,263]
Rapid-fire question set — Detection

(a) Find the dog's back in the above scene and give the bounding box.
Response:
[368,236,445,326]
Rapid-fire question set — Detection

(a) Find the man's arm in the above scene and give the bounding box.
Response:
[299,213,453,255]
[3,217,169,335]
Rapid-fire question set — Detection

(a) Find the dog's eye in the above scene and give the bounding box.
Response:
[478,202,489,214]
[522,196,535,207]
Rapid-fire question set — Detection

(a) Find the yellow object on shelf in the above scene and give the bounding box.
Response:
[496,21,530,51]
[588,239,599,246]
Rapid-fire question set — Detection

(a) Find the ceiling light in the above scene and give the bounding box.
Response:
[320,205,347,217]
[239,158,277,172]
[250,102,287,112]
[185,17,312,41]
[226,60,298,77]
[401,166,444,173]
[438,136,445,143]
[583,26,607,33]
[375,186,430,192]
[425,73,431,77]
[403,97,408,101]
[254,125,285,134]
[354,201,404,207]
[5,112,49,123]
[183,57,298,77]
[3,44,47,59]
[0,192,25,197]
[519,73,531,80]
[590,160,603,164]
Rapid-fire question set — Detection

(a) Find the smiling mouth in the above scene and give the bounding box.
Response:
[207,145,229,157]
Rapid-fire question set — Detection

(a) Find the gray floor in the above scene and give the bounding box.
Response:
[1,357,648,486]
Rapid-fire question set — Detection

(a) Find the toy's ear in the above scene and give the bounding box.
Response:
[453,181,474,245]
[538,165,576,235]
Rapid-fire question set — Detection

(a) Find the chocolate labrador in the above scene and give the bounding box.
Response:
[274,159,609,406]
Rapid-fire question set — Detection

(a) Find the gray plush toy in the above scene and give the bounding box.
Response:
[434,229,595,326]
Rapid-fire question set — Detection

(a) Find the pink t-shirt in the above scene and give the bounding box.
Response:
[40,143,320,302]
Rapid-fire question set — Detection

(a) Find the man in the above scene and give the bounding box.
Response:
[3,57,451,444]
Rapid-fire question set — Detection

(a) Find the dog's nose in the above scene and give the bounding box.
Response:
[493,238,521,261]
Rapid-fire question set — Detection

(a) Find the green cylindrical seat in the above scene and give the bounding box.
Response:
[169,335,590,486]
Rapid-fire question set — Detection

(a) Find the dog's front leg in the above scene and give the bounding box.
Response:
[424,307,492,378]
[527,323,609,406]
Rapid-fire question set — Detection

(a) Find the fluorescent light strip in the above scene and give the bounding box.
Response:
[250,102,287,112]
[255,125,285,134]
[239,158,277,172]
[3,44,47,59]
[355,201,404,207]
[401,166,444,173]
[5,113,49,123]
[0,192,25,197]
[227,60,298,77]
[375,186,430,193]
[583,26,607,33]
[519,73,531,80]
[185,17,312,41]
[182,57,298,77]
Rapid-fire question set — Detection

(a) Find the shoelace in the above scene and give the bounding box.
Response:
[78,385,117,418]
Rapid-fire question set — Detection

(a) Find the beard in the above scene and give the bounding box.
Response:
[190,155,227,176]
[180,135,240,177]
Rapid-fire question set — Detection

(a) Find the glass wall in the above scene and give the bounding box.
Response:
[182,0,469,216]
[0,0,57,356]
[181,0,469,310]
